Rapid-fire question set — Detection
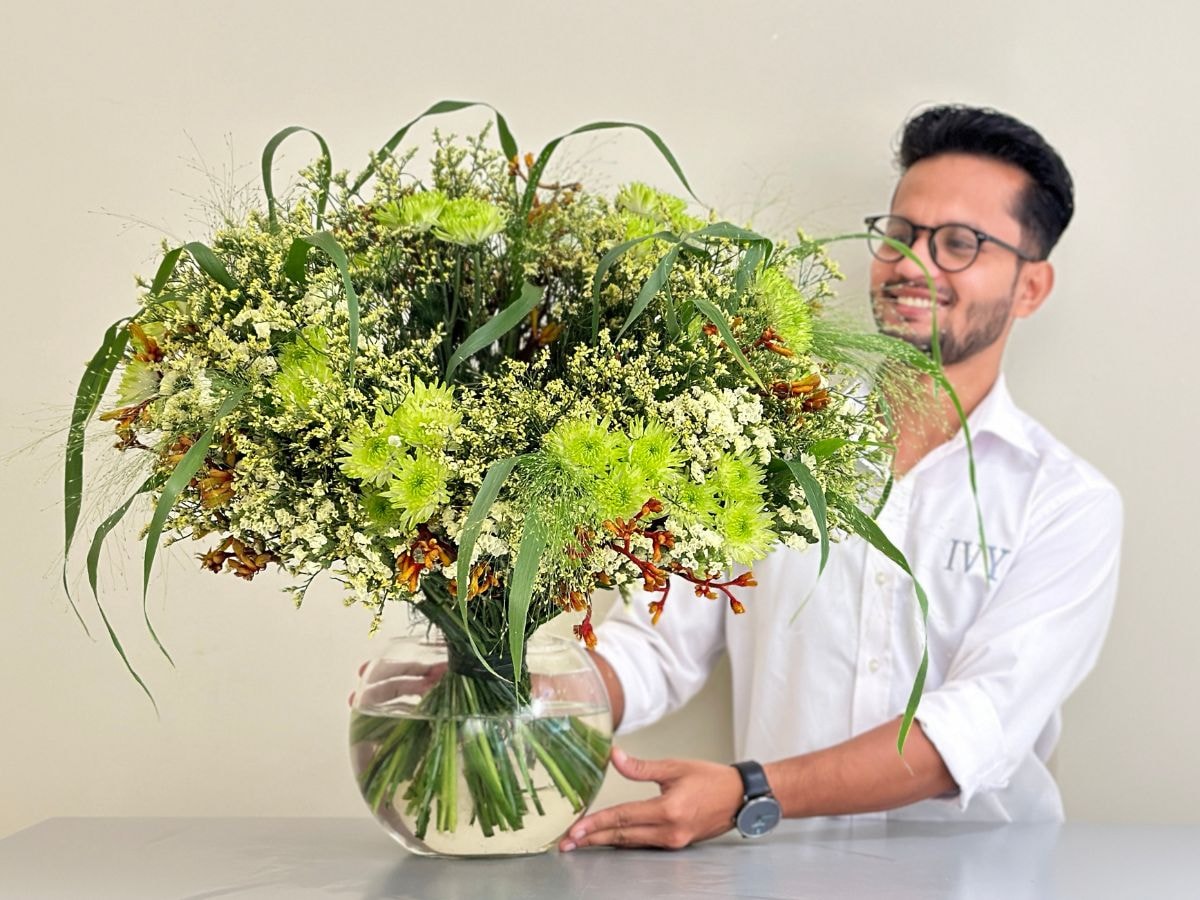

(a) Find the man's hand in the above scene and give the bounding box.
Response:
[558,747,743,851]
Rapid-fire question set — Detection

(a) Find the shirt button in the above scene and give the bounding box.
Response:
[868,658,881,673]
[875,572,888,586]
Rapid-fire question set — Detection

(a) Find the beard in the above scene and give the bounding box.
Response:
[871,281,1014,366]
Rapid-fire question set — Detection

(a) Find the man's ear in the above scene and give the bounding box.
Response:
[1013,260,1054,319]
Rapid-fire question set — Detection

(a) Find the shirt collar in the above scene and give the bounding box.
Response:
[960,373,1037,458]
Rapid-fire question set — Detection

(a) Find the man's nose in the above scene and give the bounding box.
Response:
[893,231,940,281]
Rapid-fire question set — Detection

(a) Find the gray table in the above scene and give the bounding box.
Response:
[1,817,1197,899]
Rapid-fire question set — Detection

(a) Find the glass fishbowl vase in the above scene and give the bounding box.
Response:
[349,627,613,857]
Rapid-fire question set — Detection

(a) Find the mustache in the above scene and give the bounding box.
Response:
[872,280,954,304]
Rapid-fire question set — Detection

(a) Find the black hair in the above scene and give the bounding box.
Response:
[897,105,1074,258]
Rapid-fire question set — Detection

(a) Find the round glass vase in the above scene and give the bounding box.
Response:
[349,628,613,857]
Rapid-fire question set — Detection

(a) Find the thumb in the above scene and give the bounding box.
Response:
[610,746,675,784]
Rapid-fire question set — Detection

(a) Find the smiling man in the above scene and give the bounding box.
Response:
[561,106,1124,852]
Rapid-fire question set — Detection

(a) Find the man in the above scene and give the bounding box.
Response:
[559,105,1123,852]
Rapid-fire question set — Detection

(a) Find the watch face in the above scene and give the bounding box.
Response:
[736,796,781,837]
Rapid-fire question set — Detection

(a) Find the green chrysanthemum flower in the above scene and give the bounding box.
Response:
[616,182,699,235]
[382,379,461,450]
[339,421,402,486]
[384,450,452,529]
[711,452,766,505]
[622,212,662,243]
[717,501,777,565]
[595,466,653,522]
[433,197,507,246]
[627,418,686,487]
[116,358,160,407]
[272,326,334,410]
[360,486,407,530]
[755,267,814,356]
[616,182,686,221]
[543,417,624,483]
[377,190,448,233]
[672,479,721,524]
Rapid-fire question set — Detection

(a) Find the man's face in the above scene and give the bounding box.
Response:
[870,153,1036,367]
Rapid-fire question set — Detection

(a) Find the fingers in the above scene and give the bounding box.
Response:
[562,797,664,849]
[609,746,676,783]
[562,824,688,851]
[352,660,451,708]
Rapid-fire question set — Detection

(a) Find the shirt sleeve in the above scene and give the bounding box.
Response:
[593,578,727,734]
[914,482,1123,810]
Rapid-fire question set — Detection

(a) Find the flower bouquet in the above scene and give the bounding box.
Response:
[64,101,952,854]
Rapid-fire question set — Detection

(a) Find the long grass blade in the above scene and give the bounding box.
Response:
[521,120,701,225]
[282,232,360,378]
[141,387,247,663]
[148,242,238,294]
[780,458,830,578]
[833,498,929,753]
[350,101,518,197]
[689,294,765,390]
[261,126,332,232]
[589,230,677,341]
[85,475,162,710]
[616,244,680,341]
[507,508,549,685]
[456,456,522,679]
[63,318,132,631]
[815,230,989,579]
[445,283,543,382]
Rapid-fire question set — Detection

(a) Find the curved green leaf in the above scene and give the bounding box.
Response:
[63,317,132,632]
[150,247,184,295]
[780,457,830,579]
[734,242,767,302]
[507,507,550,685]
[815,230,988,578]
[142,387,247,663]
[690,221,770,247]
[282,231,360,379]
[350,100,518,197]
[521,120,701,224]
[590,230,677,341]
[445,282,543,382]
[86,475,162,711]
[689,294,765,390]
[833,497,929,753]
[147,242,238,294]
[455,456,523,680]
[616,244,681,341]
[262,126,332,232]
[808,437,893,459]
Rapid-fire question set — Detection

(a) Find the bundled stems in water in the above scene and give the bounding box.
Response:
[351,582,609,842]
[351,658,609,841]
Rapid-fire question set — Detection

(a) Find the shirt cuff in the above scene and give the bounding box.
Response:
[914,682,1010,811]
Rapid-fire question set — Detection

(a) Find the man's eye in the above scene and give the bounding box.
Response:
[939,230,977,256]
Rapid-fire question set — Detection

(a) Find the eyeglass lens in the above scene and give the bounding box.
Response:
[868,216,980,272]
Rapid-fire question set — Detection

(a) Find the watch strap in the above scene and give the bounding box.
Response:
[732,760,772,799]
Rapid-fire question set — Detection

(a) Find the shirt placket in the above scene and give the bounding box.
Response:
[850,476,911,737]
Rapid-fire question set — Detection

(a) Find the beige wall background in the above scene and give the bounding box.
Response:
[2,0,1196,838]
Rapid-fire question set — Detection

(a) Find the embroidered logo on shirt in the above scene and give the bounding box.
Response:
[944,538,1012,582]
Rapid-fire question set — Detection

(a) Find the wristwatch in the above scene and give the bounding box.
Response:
[731,760,782,838]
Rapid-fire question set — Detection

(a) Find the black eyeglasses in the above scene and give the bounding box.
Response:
[864,214,1041,273]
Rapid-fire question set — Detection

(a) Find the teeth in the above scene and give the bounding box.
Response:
[892,296,939,309]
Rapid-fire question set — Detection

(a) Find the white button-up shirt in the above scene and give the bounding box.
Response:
[595,375,1123,822]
